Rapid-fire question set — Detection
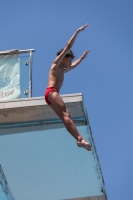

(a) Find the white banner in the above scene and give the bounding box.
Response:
[0,56,21,101]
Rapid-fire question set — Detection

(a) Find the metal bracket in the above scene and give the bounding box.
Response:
[24,90,29,95]
[25,60,30,66]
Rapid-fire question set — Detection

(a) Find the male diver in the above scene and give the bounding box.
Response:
[44,24,91,151]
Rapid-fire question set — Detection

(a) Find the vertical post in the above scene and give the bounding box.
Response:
[29,51,33,98]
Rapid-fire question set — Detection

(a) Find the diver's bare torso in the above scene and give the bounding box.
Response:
[47,62,66,91]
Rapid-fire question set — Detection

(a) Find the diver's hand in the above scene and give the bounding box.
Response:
[82,50,90,59]
[77,24,89,33]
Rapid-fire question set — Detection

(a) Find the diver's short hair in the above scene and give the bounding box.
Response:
[56,49,75,59]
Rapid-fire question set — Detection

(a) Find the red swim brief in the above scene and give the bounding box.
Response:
[44,87,59,105]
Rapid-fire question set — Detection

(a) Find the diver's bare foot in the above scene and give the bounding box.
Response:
[77,139,91,151]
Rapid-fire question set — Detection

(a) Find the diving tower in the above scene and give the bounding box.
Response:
[0,49,107,200]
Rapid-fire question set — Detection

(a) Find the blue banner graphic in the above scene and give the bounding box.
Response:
[0,56,21,101]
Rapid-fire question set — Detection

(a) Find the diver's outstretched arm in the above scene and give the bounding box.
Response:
[64,50,90,73]
[54,24,89,65]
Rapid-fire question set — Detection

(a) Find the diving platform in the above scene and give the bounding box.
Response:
[0,94,107,200]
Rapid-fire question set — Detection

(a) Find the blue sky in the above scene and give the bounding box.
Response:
[0,1,133,200]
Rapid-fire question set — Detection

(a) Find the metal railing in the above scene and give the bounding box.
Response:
[0,49,35,98]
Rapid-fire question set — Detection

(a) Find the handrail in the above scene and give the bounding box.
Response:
[0,49,35,55]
